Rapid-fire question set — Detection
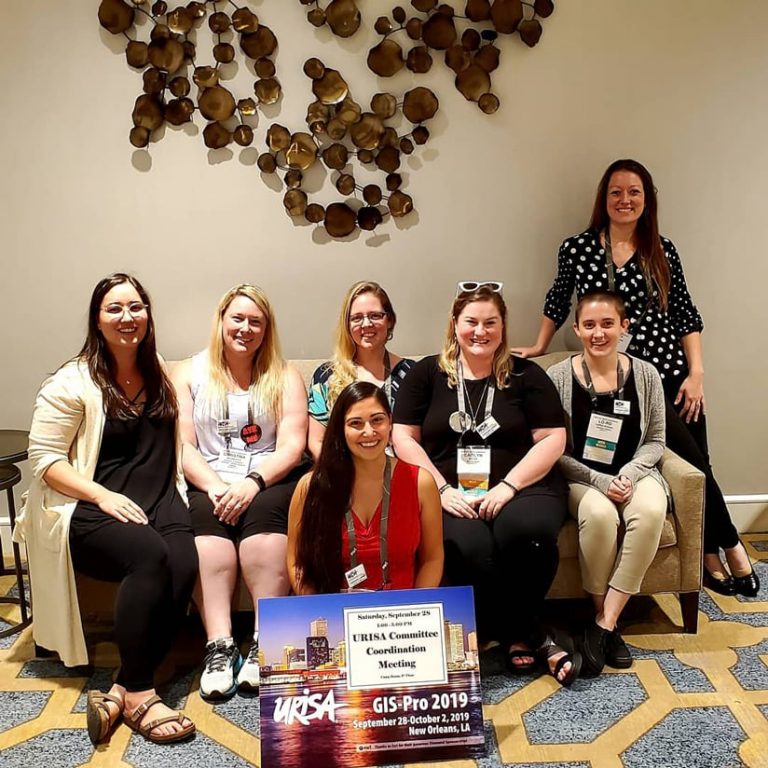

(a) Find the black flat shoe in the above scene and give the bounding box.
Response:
[604,629,633,669]
[703,570,736,596]
[732,569,760,597]
[582,622,609,676]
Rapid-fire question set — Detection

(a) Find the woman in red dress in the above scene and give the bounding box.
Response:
[288,381,443,593]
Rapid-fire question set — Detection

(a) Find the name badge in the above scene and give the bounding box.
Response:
[617,332,633,353]
[217,447,251,476]
[476,416,500,440]
[457,446,491,497]
[217,419,238,436]
[613,399,631,416]
[344,563,368,589]
[583,412,623,465]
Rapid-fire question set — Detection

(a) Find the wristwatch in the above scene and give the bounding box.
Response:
[247,471,267,492]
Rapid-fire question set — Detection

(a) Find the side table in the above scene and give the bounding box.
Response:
[0,429,32,638]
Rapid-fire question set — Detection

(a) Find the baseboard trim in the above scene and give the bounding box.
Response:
[724,496,768,534]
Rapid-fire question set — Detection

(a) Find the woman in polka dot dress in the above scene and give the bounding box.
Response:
[512,159,759,598]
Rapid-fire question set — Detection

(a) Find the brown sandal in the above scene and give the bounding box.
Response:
[86,690,123,745]
[124,694,195,744]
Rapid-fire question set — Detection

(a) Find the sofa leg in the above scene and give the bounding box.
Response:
[679,592,699,633]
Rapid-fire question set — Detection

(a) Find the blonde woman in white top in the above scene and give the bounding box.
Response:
[173,285,308,700]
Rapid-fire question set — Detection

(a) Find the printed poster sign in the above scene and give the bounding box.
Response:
[259,587,485,767]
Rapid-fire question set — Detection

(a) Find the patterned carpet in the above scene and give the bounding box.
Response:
[1,535,767,768]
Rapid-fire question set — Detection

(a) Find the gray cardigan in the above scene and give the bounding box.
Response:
[547,355,668,497]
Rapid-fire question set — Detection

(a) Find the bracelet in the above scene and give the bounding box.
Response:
[438,483,451,494]
[500,479,520,494]
[247,471,267,492]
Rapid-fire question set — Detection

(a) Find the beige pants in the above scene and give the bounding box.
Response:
[568,476,667,595]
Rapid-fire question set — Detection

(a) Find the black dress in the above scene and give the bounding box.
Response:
[69,412,197,692]
[394,355,568,644]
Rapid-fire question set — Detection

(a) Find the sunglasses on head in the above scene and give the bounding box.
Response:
[455,281,504,296]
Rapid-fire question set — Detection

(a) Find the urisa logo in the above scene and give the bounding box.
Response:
[273,688,348,726]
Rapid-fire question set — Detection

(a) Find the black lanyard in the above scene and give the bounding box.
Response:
[580,357,625,410]
[456,361,495,445]
[603,230,656,324]
[224,393,254,448]
[382,350,392,404]
[345,456,392,589]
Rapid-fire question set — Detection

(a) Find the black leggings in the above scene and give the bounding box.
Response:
[69,512,198,692]
[442,489,566,645]
[663,396,739,554]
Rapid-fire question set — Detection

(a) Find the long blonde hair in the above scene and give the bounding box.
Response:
[326,281,397,406]
[438,286,514,389]
[203,284,286,420]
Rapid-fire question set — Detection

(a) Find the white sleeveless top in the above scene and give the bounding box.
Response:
[190,351,278,483]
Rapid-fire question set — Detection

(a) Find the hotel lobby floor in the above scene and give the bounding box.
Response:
[0,535,767,768]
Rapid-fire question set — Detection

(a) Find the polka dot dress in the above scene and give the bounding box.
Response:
[543,229,704,396]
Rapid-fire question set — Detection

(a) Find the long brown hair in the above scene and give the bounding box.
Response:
[327,281,397,406]
[438,286,515,389]
[296,381,391,594]
[79,273,177,420]
[589,158,670,311]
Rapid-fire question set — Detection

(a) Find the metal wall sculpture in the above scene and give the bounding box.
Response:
[366,0,554,113]
[99,0,554,239]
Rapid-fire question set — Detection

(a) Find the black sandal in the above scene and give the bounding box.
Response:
[508,645,537,674]
[537,635,581,687]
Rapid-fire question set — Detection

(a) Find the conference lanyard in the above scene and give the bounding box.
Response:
[344,456,392,589]
[454,362,497,443]
[580,357,627,413]
[218,395,255,448]
[382,350,392,404]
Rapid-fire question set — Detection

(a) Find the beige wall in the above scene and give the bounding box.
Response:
[1,1,766,493]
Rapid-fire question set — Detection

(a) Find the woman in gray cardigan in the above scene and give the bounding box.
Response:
[547,291,667,676]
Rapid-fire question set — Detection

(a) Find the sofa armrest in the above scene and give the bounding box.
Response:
[659,448,705,592]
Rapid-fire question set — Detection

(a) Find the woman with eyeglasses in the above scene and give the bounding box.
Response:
[288,381,443,594]
[392,282,579,686]
[548,291,668,675]
[511,159,759,597]
[172,285,308,701]
[307,281,413,461]
[16,273,197,744]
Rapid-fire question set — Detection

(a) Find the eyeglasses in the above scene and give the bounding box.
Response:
[349,311,388,327]
[456,281,504,296]
[101,302,148,317]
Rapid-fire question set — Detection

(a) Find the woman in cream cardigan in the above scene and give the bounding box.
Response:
[15,274,196,745]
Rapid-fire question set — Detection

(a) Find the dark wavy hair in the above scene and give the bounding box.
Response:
[589,159,671,312]
[79,273,177,420]
[296,381,391,594]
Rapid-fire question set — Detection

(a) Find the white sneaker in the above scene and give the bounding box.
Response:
[237,638,260,692]
[200,638,242,701]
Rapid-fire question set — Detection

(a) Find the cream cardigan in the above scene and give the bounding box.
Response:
[13,359,186,667]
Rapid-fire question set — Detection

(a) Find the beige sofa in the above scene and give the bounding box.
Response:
[75,352,704,637]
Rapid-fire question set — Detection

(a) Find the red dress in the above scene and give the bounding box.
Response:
[341,460,422,590]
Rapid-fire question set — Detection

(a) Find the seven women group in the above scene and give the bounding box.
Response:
[14,159,760,747]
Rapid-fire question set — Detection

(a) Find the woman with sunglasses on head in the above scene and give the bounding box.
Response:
[512,159,758,597]
[173,285,308,701]
[548,291,668,675]
[393,282,579,686]
[288,381,443,594]
[307,281,413,462]
[16,274,196,745]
